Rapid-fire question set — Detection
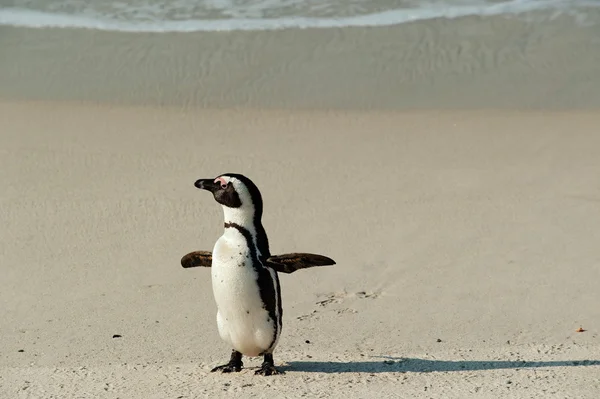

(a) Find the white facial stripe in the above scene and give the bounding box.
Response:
[229,178,251,205]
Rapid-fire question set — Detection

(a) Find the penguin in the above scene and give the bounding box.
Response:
[185,173,335,376]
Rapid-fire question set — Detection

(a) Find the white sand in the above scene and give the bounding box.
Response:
[1,101,599,398]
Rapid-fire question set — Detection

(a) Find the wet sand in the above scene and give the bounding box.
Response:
[1,11,600,109]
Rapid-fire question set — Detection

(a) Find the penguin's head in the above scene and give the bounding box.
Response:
[194,173,263,221]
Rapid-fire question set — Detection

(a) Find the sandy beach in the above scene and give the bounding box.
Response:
[1,5,600,398]
[2,101,600,398]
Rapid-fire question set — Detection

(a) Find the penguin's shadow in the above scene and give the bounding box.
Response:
[282,357,600,374]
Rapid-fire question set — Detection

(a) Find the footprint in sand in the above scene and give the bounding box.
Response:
[297,290,381,320]
[316,290,381,307]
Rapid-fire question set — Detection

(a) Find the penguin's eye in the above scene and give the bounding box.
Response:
[214,177,229,190]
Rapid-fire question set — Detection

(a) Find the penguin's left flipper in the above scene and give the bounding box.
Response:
[181,251,212,268]
[265,253,336,274]
[181,251,335,274]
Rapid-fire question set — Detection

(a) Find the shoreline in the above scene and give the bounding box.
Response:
[2,10,600,110]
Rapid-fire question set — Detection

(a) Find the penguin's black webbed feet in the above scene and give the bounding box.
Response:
[255,353,281,376]
[255,363,279,376]
[211,350,243,373]
[211,363,242,373]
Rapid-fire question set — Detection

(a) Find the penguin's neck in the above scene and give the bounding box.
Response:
[221,205,270,259]
[221,206,260,235]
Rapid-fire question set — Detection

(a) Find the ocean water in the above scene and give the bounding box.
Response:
[0,0,597,32]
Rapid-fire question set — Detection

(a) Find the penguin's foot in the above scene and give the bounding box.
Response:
[255,363,279,376]
[255,353,281,376]
[211,363,242,373]
[211,350,243,373]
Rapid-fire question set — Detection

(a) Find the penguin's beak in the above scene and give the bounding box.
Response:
[194,179,218,192]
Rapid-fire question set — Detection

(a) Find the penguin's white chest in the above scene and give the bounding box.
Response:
[211,231,277,357]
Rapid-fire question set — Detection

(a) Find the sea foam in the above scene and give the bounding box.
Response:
[0,1,595,32]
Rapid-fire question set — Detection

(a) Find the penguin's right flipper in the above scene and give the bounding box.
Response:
[181,251,212,268]
[265,253,336,274]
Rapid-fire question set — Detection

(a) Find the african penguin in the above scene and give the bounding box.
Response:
[192,173,321,376]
